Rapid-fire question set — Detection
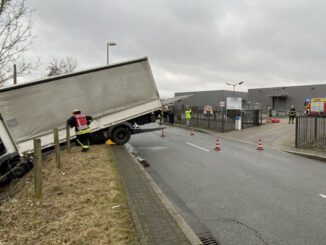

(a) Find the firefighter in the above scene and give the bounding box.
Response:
[163,106,168,123]
[268,106,272,117]
[288,105,296,124]
[168,107,175,125]
[67,109,93,152]
[185,105,192,127]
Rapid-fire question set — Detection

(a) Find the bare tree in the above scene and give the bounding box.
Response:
[47,56,78,77]
[0,0,36,85]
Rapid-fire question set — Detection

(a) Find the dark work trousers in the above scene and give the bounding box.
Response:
[289,116,295,124]
[76,133,90,151]
[163,111,168,123]
[169,113,174,124]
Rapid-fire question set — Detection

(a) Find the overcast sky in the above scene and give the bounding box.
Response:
[22,0,326,97]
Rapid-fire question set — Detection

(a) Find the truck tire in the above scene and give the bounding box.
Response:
[12,165,25,178]
[111,127,131,145]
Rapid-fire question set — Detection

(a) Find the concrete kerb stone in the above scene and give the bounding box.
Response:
[283,149,326,163]
[124,146,203,245]
[107,147,148,245]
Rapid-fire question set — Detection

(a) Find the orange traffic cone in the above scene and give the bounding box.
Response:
[214,138,221,151]
[161,128,166,137]
[190,129,195,135]
[257,139,264,150]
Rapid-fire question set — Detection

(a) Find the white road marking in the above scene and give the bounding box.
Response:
[186,142,210,152]
[319,194,326,199]
[138,146,169,150]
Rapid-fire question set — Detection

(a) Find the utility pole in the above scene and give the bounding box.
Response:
[13,64,17,84]
[107,42,117,65]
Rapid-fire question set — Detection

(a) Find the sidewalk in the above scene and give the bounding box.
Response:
[110,145,201,245]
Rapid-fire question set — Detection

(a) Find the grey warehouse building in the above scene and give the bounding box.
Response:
[248,84,326,116]
[174,90,248,109]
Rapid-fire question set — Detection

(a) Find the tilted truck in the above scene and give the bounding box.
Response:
[0,57,163,184]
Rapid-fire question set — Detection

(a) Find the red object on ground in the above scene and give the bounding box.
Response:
[190,129,195,135]
[266,118,280,123]
[214,138,221,151]
[257,139,264,150]
[271,118,280,123]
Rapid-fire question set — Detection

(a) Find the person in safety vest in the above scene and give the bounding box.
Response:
[67,109,93,152]
[288,105,296,124]
[185,105,192,127]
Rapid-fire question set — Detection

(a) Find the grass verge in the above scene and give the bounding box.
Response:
[0,144,139,245]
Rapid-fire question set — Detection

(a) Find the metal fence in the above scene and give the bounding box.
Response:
[242,110,262,129]
[170,106,262,132]
[295,116,326,149]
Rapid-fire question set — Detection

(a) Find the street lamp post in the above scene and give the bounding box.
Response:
[226,81,245,97]
[107,42,116,65]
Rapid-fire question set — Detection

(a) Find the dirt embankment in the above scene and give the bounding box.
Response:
[0,145,139,245]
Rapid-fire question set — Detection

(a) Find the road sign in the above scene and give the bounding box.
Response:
[226,97,242,110]
[219,101,225,107]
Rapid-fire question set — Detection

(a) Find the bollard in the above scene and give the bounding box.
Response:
[33,138,42,199]
[53,128,61,169]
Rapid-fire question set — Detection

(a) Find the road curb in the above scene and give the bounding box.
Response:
[283,150,326,162]
[124,145,203,245]
[108,147,148,245]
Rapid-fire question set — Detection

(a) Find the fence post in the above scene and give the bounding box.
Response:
[314,117,318,140]
[66,124,71,153]
[222,108,225,133]
[295,116,299,148]
[54,128,61,169]
[196,111,199,127]
[33,138,42,199]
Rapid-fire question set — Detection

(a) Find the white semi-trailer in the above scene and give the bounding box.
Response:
[0,57,162,184]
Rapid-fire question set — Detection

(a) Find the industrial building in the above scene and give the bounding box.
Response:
[172,83,326,116]
[248,84,326,116]
[173,90,248,109]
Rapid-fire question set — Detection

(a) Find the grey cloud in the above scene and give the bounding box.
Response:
[23,0,326,96]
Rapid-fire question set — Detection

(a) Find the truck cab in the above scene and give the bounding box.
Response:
[0,138,6,156]
[0,114,24,185]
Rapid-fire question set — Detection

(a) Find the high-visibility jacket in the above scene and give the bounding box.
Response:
[185,109,192,120]
[289,108,296,116]
[75,114,88,130]
[67,114,92,135]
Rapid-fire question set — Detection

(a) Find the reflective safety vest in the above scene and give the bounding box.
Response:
[185,109,192,120]
[74,114,89,131]
[289,108,296,116]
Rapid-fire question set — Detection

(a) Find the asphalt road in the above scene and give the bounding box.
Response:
[129,125,326,245]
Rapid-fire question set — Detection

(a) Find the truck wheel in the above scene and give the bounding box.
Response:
[111,127,131,145]
[12,165,25,178]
